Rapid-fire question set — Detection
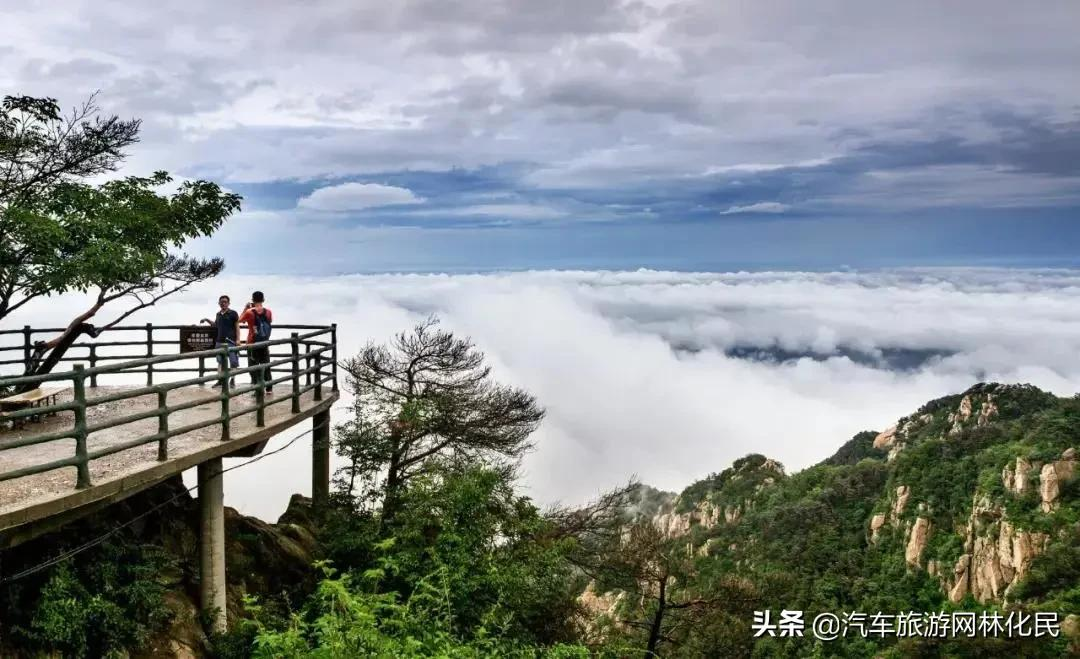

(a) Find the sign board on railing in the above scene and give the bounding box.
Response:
[179,326,216,353]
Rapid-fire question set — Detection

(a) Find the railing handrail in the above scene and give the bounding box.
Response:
[0,323,339,492]
[0,323,336,336]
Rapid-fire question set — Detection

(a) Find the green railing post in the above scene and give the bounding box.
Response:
[305,343,312,386]
[331,323,338,392]
[314,353,323,402]
[73,364,91,489]
[145,323,154,386]
[220,352,231,442]
[199,355,206,380]
[89,345,98,388]
[157,390,169,461]
[291,333,301,414]
[22,325,31,372]
[255,362,266,428]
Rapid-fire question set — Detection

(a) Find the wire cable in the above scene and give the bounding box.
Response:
[0,416,332,584]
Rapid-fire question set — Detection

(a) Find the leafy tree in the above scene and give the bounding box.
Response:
[335,316,544,524]
[0,94,240,381]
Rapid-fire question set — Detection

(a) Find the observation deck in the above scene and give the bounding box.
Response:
[0,323,340,631]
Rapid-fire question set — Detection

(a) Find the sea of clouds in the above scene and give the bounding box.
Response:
[5,268,1080,520]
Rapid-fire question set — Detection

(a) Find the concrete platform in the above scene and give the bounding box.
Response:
[0,384,337,546]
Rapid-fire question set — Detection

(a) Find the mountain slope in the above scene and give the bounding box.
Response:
[599,383,1080,656]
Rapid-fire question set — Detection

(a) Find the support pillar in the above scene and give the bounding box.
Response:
[312,410,330,508]
[198,457,227,634]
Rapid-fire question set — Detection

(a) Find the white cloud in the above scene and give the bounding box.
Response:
[5,268,1080,520]
[718,202,790,215]
[297,182,424,211]
[410,203,568,220]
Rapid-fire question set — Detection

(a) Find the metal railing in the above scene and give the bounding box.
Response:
[0,324,338,490]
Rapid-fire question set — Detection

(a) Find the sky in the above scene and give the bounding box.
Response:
[2,0,1080,271]
[5,269,1080,519]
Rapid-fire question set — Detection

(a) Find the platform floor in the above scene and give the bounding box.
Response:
[0,384,328,520]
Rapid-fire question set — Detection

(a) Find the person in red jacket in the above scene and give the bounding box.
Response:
[239,291,274,393]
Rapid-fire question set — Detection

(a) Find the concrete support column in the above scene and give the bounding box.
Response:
[198,457,227,634]
[312,410,330,508]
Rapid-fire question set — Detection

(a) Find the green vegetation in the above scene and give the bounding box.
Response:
[0,540,174,657]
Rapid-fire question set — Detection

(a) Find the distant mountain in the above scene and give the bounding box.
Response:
[588,383,1080,656]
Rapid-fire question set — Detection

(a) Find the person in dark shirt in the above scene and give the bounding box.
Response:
[200,295,240,388]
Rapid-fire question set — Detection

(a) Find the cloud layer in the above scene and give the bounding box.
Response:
[5,268,1080,519]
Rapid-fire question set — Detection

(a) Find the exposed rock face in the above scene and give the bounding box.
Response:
[873,425,897,450]
[947,393,998,436]
[1002,457,1034,496]
[943,494,1052,604]
[578,581,626,638]
[654,499,735,539]
[699,501,721,528]
[654,511,692,538]
[892,485,911,521]
[1064,614,1079,640]
[905,517,931,566]
[958,395,973,423]
[949,555,970,603]
[872,413,933,461]
[869,513,886,544]
[1039,449,1077,512]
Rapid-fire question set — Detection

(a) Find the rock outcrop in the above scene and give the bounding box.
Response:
[947,393,998,436]
[905,517,931,566]
[892,485,911,522]
[1002,457,1034,495]
[872,413,933,461]
[1039,449,1077,512]
[869,513,886,544]
[940,494,1051,604]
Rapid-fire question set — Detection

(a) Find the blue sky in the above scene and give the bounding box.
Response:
[3,1,1079,273]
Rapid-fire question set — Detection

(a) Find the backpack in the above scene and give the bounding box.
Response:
[253,309,272,342]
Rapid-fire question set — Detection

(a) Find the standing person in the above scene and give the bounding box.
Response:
[239,291,274,393]
[200,295,239,388]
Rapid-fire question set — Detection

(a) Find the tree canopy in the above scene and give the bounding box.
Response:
[335,316,545,522]
[0,93,240,379]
